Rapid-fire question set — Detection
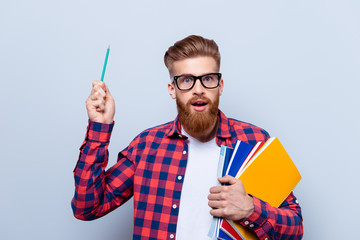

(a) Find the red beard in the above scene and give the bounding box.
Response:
[176,95,219,135]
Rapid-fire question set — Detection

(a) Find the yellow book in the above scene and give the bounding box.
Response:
[231,137,301,239]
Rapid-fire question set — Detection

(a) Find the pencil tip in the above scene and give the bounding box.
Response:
[108,45,110,49]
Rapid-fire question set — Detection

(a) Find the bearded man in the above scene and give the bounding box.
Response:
[72,35,303,240]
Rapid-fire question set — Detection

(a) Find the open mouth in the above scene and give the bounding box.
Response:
[191,100,208,107]
[190,99,208,111]
[192,102,207,106]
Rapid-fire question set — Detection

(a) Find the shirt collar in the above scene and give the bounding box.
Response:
[165,115,185,138]
[165,109,232,139]
[216,110,232,139]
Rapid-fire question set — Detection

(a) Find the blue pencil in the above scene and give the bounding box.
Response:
[100,45,110,81]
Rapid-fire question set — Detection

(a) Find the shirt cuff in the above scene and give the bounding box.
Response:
[85,120,114,143]
[239,196,274,239]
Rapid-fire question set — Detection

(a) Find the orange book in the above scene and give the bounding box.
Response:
[231,137,302,239]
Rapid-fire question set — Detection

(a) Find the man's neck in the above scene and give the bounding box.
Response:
[182,116,219,143]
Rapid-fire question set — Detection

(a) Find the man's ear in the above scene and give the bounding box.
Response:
[219,78,224,96]
[168,82,176,99]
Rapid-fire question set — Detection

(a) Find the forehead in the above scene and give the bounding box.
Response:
[171,56,218,76]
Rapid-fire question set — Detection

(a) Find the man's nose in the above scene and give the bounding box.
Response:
[192,79,205,95]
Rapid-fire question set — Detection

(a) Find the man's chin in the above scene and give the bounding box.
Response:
[181,107,218,134]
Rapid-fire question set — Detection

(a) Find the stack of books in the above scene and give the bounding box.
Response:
[208,137,302,240]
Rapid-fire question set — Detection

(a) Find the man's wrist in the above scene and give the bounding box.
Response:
[86,120,114,142]
[244,194,255,218]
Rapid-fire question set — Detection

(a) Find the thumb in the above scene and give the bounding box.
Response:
[103,83,113,98]
[218,175,238,185]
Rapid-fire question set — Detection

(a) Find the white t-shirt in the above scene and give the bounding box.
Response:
[175,130,220,240]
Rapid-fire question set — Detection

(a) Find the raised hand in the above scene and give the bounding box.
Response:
[86,80,115,124]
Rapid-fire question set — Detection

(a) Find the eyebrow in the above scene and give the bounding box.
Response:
[175,73,215,77]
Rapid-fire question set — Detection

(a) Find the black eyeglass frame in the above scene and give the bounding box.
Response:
[171,73,222,91]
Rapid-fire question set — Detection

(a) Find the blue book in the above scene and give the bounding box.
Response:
[222,147,234,177]
[225,141,253,177]
[209,145,234,239]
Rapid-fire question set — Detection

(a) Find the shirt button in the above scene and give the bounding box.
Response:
[244,221,249,225]
[183,150,187,155]
[249,224,254,228]
[172,204,177,209]
[295,200,299,204]
[177,175,182,181]
[170,234,175,239]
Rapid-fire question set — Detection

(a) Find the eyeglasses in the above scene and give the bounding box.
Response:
[171,73,222,91]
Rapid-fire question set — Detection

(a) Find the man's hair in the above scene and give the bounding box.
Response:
[164,35,221,75]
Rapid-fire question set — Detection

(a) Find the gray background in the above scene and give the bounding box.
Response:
[1,0,359,239]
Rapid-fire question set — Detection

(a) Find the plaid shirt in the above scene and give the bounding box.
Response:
[72,110,303,240]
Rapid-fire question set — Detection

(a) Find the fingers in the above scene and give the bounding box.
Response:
[93,99,105,112]
[218,175,238,185]
[208,190,225,200]
[86,97,105,111]
[88,81,107,108]
[92,81,114,103]
[86,81,110,113]
[102,82,112,96]
[208,196,233,219]
[90,87,106,101]
[86,80,115,123]
[208,176,253,220]
[91,81,106,97]
[92,80,112,94]
[209,175,237,194]
[92,80,106,90]
[209,185,223,194]
[210,208,228,218]
[208,199,226,209]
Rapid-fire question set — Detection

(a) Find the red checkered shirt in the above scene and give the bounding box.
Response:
[72,110,303,240]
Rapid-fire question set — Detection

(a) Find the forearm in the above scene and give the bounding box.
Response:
[72,140,109,220]
[71,121,134,220]
[240,192,303,240]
